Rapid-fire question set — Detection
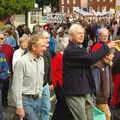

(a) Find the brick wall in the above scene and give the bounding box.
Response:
[89,0,116,11]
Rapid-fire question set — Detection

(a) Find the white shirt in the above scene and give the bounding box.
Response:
[12,48,25,70]
[12,52,44,108]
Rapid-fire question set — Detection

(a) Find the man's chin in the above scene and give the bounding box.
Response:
[78,40,84,44]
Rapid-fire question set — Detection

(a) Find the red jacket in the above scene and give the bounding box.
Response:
[0,44,13,71]
[51,53,63,87]
[90,41,111,52]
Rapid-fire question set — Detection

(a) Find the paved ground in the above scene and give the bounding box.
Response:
[3,90,16,120]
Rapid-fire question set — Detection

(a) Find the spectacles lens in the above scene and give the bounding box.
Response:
[0,38,4,40]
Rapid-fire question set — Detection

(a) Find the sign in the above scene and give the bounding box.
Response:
[30,10,42,24]
[39,16,47,24]
[46,13,65,23]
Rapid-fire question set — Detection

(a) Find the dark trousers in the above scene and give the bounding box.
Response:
[0,82,4,120]
[2,79,9,107]
[52,86,73,120]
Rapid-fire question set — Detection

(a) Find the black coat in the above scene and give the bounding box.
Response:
[63,42,109,96]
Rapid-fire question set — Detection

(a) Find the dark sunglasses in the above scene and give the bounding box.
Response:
[0,38,4,40]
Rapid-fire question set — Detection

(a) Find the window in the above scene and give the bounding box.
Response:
[67,7,70,13]
[97,6,100,11]
[109,0,112,2]
[96,0,100,2]
[102,6,106,12]
[61,6,64,13]
[73,0,76,4]
[67,0,70,4]
[61,0,64,4]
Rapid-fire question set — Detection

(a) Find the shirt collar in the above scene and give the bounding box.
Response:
[28,52,42,62]
[69,41,83,48]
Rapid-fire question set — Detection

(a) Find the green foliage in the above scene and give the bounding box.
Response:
[0,22,6,30]
[50,0,59,11]
[36,0,59,11]
[0,0,34,19]
[36,0,49,8]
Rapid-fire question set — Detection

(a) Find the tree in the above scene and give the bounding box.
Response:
[36,0,49,14]
[50,0,59,12]
[0,0,34,25]
[36,0,49,8]
[36,0,59,12]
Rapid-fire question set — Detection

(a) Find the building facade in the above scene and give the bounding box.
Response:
[59,0,116,13]
[88,0,116,12]
[59,0,81,13]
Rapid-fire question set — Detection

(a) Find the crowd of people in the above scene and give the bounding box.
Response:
[0,15,120,120]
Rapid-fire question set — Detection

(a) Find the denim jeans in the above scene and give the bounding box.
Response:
[23,96,42,120]
[23,84,50,120]
[41,84,51,120]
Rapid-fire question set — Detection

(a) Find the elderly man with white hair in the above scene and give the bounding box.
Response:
[63,24,115,120]
[91,28,110,52]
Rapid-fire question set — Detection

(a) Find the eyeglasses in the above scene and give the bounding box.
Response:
[0,38,4,40]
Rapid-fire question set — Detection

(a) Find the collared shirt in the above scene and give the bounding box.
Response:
[12,52,44,108]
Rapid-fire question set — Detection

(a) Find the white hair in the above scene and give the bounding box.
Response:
[19,34,30,44]
[68,24,84,35]
[38,30,49,38]
[99,28,109,36]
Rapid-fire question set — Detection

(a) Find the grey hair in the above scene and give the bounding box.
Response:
[68,24,84,35]
[28,30,49,51]
[98,28,109,36]
[38,30,49,39]
[56,36,69,52]
[19,34,30,44]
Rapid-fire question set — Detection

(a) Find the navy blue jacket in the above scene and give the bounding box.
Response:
[63,42,109,96]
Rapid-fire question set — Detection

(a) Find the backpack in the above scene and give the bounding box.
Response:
[0,52,9,80]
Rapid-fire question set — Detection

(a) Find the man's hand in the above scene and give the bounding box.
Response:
[16,108,25,118]
[107,41,116,48]
[108,40,120,48]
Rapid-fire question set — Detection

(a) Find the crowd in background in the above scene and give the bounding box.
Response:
[0,15,120,120]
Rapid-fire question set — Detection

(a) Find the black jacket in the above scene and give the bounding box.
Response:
[63,42,109,96]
